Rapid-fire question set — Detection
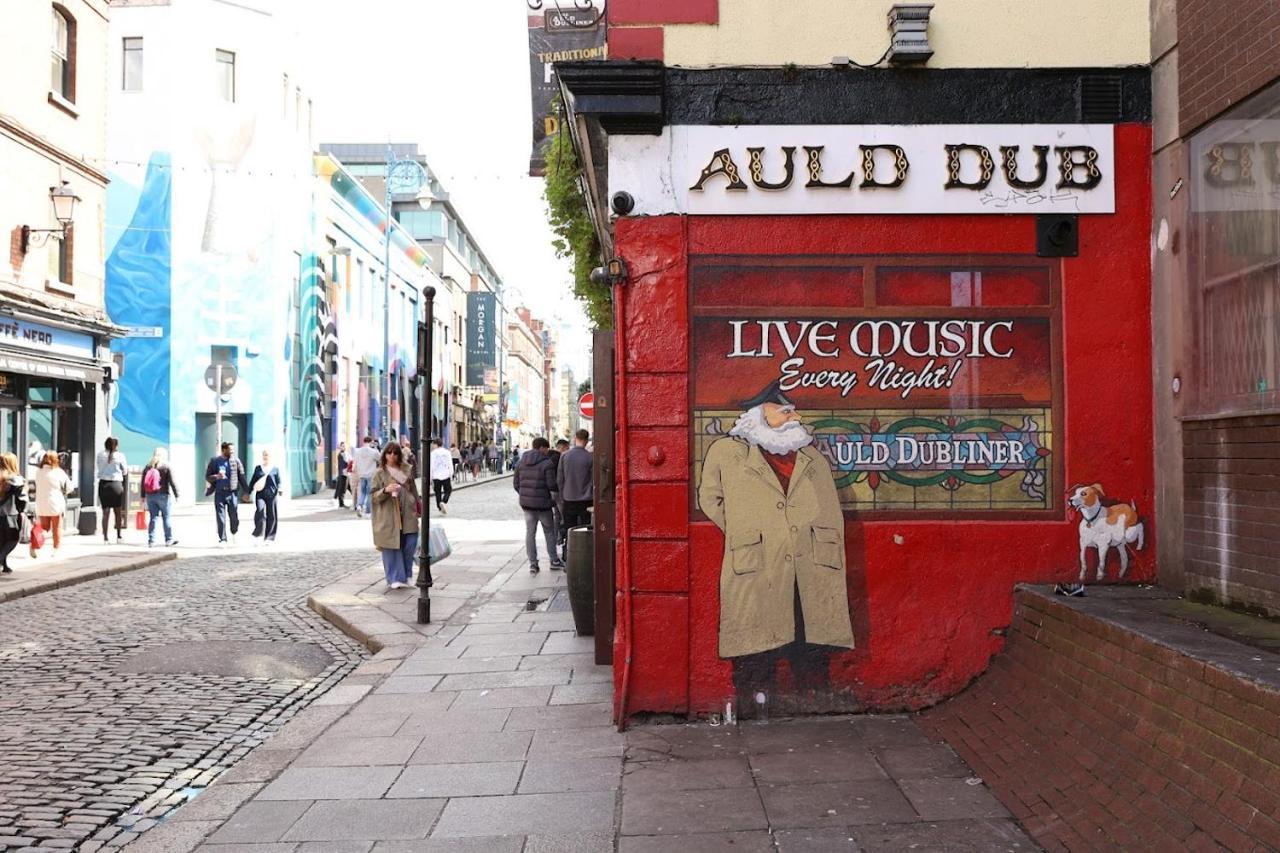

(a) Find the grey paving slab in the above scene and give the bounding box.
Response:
[625,725,746,762]
[621,787,769,836]
[170,783,264,822]
[266,706,350,749]
[372,675,444,694]
[456,622,533,636]
[758,780,919,829]
[621,757,755,793]
[123,819,224,853]
[517,652,597,670]
[296,843,375,853]
[619,831,777,853]
[353,692,459,715]
[312,684,374,707]
[198,844,298,853]
[217,748,306,784]
[408,730,533,764]
[504,702,612,731]
[431,791,617,837]
[896,777,1012,821]
[845,715,934,749]
[773,828,862,852]
[849,818,1037,852]
[295,736,422,767]
[739,720,865,755]
[325,710,411,738]
[206,800,312,844]
[371,838,525,853]
[517,757,623,793]
[258,766,400,800]
[395,706,512,736]
[524,832,615,853]
[436,668,572,691]
[455,632,549,651]
[282,799,444,842]
[569,665,616,684]
[386,762,523,798]
[550,682,615,705]
[749,746,887,784]
[449,686,554,709]
[530,726,625,759]
[874,744,973,779]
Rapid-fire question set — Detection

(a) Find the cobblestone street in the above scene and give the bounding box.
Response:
[0,547,371,851]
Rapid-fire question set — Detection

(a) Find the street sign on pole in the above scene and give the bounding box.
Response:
[578,392,595,420]
[123,326,163,338]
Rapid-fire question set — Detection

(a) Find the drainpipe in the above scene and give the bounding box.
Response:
[613,278,633,732]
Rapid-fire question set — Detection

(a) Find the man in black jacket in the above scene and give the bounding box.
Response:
[514,437,562,573]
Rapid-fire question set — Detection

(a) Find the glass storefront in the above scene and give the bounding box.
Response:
[0,372,86,496]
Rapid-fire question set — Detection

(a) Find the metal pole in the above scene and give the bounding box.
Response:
[215,363,223,451]
[416,285,436,624]
[382,146,394,445]
[496,282,505,462]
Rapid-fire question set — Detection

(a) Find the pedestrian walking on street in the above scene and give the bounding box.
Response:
[31,451,70,558]
[450,443,462,480]
[352,436,380,517]
[429,438,453,515]
[0,453,26,573]
[96,437,127,545]
[249,450,282,545]
[487,441,500,474]
[510,447,519,472]
[371,441,420,590]
[334,442,349,508]
[514,437,562,573]
[400,435,417,477]
[558,429,595,562]
[205,441,246,546]
[551,439,569,554]
[141,447,179,548]
[468,443,483,480]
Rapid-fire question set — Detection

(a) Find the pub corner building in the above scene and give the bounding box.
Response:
[561,1,1155,722]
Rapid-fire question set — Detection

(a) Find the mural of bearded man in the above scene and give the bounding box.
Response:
[697,382,854,715]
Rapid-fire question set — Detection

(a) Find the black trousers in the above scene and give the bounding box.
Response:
[432,478,452,509]
[254,495,278,540]
[334,475,348,505]
[730,583,835,716]
[0,525,19,569]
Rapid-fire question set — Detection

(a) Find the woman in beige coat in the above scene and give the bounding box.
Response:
[370,442,420,590]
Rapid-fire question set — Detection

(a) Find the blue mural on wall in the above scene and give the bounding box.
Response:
[105,154,172,461]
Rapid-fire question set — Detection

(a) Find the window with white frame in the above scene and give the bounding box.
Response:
[51,6,75,102]
[215,49,235,102]
[122,37,143,91]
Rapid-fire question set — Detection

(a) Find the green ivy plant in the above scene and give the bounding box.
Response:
[544,107,612,329]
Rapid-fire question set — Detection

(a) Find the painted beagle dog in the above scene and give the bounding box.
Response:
[1068,483,1145,582]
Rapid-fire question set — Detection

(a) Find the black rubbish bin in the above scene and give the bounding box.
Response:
[566,525,594,636]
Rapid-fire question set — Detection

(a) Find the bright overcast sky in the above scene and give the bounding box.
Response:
[299,0,592,379]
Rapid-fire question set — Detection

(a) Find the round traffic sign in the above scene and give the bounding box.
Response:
[578,392,595,420]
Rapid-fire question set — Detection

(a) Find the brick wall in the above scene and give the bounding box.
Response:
[1183,416,1280,617]
[921,588,1280,853]
[1177,0,1280,135]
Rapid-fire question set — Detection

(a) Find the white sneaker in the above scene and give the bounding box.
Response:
[230,535,237,546]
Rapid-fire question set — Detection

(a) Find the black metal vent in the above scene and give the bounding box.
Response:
[1080,75,1124,122]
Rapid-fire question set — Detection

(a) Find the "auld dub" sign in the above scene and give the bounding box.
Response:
[609,124,1115,216]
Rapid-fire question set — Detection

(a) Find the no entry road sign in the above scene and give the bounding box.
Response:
[579,392,595,420]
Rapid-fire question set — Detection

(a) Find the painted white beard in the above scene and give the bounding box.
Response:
[728,405,814,455]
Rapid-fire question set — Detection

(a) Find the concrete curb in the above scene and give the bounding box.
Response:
[0,551,179,604]
[307,565,431,657]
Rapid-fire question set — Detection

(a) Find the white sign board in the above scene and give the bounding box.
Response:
[609,124,1115,216]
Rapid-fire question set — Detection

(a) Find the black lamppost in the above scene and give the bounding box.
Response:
[416,285,436,624]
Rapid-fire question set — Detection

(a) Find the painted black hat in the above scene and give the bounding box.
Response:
[739,381,794,410]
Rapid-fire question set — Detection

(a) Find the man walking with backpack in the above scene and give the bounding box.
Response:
[513,437,562,573]
[205,442,246,546]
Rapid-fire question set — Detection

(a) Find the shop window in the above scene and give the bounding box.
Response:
[51,6,75,104]
[46,228,72,291]
[1187,79,1280,417]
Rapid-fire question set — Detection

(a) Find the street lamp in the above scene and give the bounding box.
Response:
[20,180,80,252]
[382,147,430,444]
[416,285,437,624]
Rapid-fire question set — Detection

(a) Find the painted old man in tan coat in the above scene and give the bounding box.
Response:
[698,383,854,714]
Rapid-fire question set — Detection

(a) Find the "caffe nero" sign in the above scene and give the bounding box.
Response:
[609,124,1115,216]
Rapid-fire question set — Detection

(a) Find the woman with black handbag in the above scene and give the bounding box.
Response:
[0,452,28,573]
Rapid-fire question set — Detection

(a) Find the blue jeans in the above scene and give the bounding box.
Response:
[381,531,418,586]
[358,477,373,513]
[214,491,239,541]
[146,494,172,545]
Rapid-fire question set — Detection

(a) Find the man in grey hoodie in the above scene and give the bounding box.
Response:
[557,429,594,562]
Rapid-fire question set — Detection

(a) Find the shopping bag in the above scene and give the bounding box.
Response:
[427,523,451,565]
[30,521,45,551]
[135,509,147,530]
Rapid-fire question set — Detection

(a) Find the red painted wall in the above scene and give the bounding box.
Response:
[614,124,1154,719]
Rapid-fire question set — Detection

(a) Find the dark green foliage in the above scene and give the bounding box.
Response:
[544,113,612,329]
